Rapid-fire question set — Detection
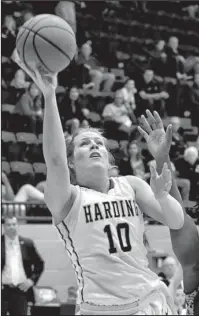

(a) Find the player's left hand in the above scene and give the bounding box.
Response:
[150,161,172,198]
[137,110,172,162]
[18,279,34,292]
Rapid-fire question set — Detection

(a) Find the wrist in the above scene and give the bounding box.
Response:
[44,89,56,101]
[156,156,170,173]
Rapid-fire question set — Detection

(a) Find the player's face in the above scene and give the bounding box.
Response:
[4,217,18,238]
[73,132,109,175]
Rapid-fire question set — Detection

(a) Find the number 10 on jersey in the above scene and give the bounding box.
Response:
[104,223,132,254]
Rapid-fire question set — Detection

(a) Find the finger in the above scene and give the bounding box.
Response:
[153,111,164,129]
[150,162,158,179]
[146,109,157,130]
[165,124,172,148]
[137,126,149,141]
[140,115,153,134]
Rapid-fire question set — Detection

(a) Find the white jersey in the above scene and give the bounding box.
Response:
[56,176,163,308]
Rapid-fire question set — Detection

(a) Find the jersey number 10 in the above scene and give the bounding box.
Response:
[104,223,132,254]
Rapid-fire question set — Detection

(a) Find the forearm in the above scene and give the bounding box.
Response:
[156,156,199,266]
[43,90,67,164]
[156,193,184,229]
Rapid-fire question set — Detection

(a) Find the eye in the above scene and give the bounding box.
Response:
[80,140,89,146]
[96,140,103,145]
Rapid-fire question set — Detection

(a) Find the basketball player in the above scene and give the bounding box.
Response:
[138,110,199,315]
[15,55,185,315]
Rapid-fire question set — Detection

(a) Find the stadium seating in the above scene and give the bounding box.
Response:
[10,161,35,194]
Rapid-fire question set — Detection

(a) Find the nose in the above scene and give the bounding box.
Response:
[90,141,99,150]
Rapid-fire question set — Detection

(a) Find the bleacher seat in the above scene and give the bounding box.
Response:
[16,133,38,162]
[2,161,11,175]
[2,104,15,131]
[10,161,35,194]
[33,163,47,184]
[2,131,18,161]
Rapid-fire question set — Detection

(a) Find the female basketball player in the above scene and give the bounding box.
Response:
[15,55,184,315]
[138,110,199,315]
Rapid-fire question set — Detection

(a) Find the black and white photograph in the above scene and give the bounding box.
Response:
[1,0,199,315]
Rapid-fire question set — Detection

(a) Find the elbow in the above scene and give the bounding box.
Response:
[170,212,185,230]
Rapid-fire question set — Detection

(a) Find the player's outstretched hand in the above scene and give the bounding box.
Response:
[13,49,57,96]
[150,161,172,199]
[137,110,172,162]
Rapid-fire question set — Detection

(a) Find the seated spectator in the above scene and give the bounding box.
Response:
[170,117,186,160]
[150,40,167,78]
[165,37,185,79]
[14,82,43,134]
[119,141,149,180]
[121,79,137,123]
[171,162,190,201]
[5,69,30,104]
[59,86,90,133]
[175,146,199,201]
[138,69,169,116]
[76,42,115,92]
[102,89,134,140]
[189,74,199,127]
[2,14,18,82]
[174,289,187,315]
[2,172,44,204]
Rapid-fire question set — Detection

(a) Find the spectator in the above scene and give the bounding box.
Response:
[150,40,167,78]
[76,42,115,92]
[59,86,90,133]
[189,74,199,127]
[121,79,137,123]
[165,37,185,79]
[102,89,134,140]
[170,162,190,202]
[138,69,169,116]
[55,1,77,34]
[119,141,149,180]
[170,117,186,160]
[5,69,30,104]
[2,214,44,316]
[2,172,44,216]
[14,82,43,134]
[175,146,199,201]
[2,14,18,82]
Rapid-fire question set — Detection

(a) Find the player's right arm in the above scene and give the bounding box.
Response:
[14,54,77,223]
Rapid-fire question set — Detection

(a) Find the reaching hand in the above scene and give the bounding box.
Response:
[150,161,172,199]
[13,49,57,97]
[137,110,172,161]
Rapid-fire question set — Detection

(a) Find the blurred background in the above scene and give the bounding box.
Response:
[1,1,199,315]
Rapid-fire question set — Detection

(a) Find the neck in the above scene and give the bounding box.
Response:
[6,234,17,240]
[77,172,110,193]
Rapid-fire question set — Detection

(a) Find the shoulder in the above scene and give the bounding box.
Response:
[124,175,149,193]
[19,236,34,246]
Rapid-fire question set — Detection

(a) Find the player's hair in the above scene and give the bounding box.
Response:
[65,127,115,184]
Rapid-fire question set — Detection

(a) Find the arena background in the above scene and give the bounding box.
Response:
[2,0,199,313]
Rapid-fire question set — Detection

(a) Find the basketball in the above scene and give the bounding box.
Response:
[16,14,76,73]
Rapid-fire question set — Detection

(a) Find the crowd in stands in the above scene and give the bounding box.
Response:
[2,1,199,222]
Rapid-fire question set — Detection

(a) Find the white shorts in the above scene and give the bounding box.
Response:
[77,285,176,315]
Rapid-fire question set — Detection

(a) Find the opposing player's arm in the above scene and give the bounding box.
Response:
[43,90,77,222]
[126,175,184,230]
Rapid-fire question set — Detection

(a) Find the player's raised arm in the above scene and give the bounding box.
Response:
[126,162,184,229]
[14,54,76,223]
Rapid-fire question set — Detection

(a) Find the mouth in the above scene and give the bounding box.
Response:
[89,152,101,158]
